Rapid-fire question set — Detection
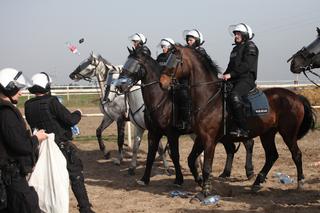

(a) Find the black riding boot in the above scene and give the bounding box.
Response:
[229,95,249,137]
[177,106,190,130]
[71,178,95,213]
[176,80,191,130]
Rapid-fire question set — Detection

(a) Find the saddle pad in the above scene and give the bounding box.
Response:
[244,90,269,116]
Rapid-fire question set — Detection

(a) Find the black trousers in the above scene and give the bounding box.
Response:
[59,142,91,210]
[229,80,254,97]
[0,174,40,213]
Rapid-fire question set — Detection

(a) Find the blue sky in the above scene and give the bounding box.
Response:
[0,0,319,85]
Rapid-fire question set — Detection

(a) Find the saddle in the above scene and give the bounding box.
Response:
[242,88,269,117]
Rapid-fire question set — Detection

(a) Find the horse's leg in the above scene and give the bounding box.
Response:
[128,127,144,175]
[167,134,183,185]
[113,117,126,165]
[96,115,114,159]
[138,131,162,185]
[243,139,255,180]
[281,133,304,189]
[202,138,218,197]
[252,130,278,191]
[188,136,204,186]
[189,134,203,176]
[219,140,235,178]
[156,139,172,176]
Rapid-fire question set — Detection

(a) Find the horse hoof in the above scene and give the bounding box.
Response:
[251,184,262,193]
[297,180,305,190]
[113,158,121,166]
[128,168,136,176]
[247,173,255,180]
[196,176,203,186]
[165,168,174,176]
[174,179,183,186]
[104,152,111,160]
[219,172,230,179]
[137,180,147,186]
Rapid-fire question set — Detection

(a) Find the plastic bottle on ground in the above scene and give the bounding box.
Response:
[201,195,220,205]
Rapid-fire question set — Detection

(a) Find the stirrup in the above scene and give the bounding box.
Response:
[229,128,249,138]
[176,121,188,130]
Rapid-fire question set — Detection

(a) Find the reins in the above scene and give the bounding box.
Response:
[302,66,320,87]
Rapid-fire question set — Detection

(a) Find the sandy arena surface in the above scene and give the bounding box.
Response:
[65,107,320,213]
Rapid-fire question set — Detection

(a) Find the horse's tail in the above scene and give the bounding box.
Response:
[297,95,316,139]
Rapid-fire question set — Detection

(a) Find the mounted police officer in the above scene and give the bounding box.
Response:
[222,23,259,137]
[129,33,151,56]
[184,29,215,68]
[0,68,47,213]
[24,72,95,213]
[156,38,175,68]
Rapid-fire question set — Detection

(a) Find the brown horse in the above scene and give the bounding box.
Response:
[119,49,255,187]
[160,45,316,195]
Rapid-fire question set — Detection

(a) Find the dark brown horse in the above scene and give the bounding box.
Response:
[288,27,320,84]
[160,45,316,195]
[119,49,255,186]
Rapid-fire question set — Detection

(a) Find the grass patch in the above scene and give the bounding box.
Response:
[18,94,101,108]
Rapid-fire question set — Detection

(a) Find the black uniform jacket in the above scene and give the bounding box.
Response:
[156,52,171,67]
[0,99,39,174]
[224,40,259,85]
[25,95,81,144]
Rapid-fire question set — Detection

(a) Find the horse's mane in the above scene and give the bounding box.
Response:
[132,51,162,76]
[97,54,112,66]
[186,46,220,77]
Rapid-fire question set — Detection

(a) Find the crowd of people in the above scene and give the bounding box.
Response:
[0,23,258,212]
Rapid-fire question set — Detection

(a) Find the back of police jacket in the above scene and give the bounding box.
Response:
[24,95,81,144]
[0,99,39,175]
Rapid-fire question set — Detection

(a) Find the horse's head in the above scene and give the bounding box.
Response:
[160,44,221,90]
[69,52,115,82]
[118,48,160,91]
[288,27,320,73]
[159,44,190,90]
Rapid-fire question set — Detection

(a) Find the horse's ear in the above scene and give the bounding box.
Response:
[127,47,133,55]
[317,27,320,36]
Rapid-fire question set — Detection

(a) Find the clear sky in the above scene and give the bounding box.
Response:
[0,0,319,85]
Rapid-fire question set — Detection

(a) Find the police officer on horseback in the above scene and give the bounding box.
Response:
[184,29,215,68]
[129,33,151,56]
[156,38,175,68]
[222,23,259,137]
[172,29,215,130]
[0,68,48,213]
[24,72,95,213]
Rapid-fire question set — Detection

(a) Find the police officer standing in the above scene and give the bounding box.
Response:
[24,72,94,213]
[0,68,47,213]
[222,23,259,137]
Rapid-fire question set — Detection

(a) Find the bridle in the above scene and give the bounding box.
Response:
[288,38,320,87]
[164,49,223,113]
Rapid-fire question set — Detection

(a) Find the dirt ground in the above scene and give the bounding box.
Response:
[66,107,320,213]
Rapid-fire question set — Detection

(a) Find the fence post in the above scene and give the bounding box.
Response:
[127,122,132,148]
[67,86,70,102]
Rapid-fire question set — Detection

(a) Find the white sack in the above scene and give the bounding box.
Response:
[28,133,69,213]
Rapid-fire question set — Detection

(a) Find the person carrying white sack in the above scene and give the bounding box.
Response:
[24,72,94,213]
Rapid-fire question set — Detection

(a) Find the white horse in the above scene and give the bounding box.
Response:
[69,53,169,175]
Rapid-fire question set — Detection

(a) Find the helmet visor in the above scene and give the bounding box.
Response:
[228,25,238,37]
[6,71,30,90]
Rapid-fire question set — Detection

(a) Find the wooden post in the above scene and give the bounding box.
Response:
[127,122,132,148]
